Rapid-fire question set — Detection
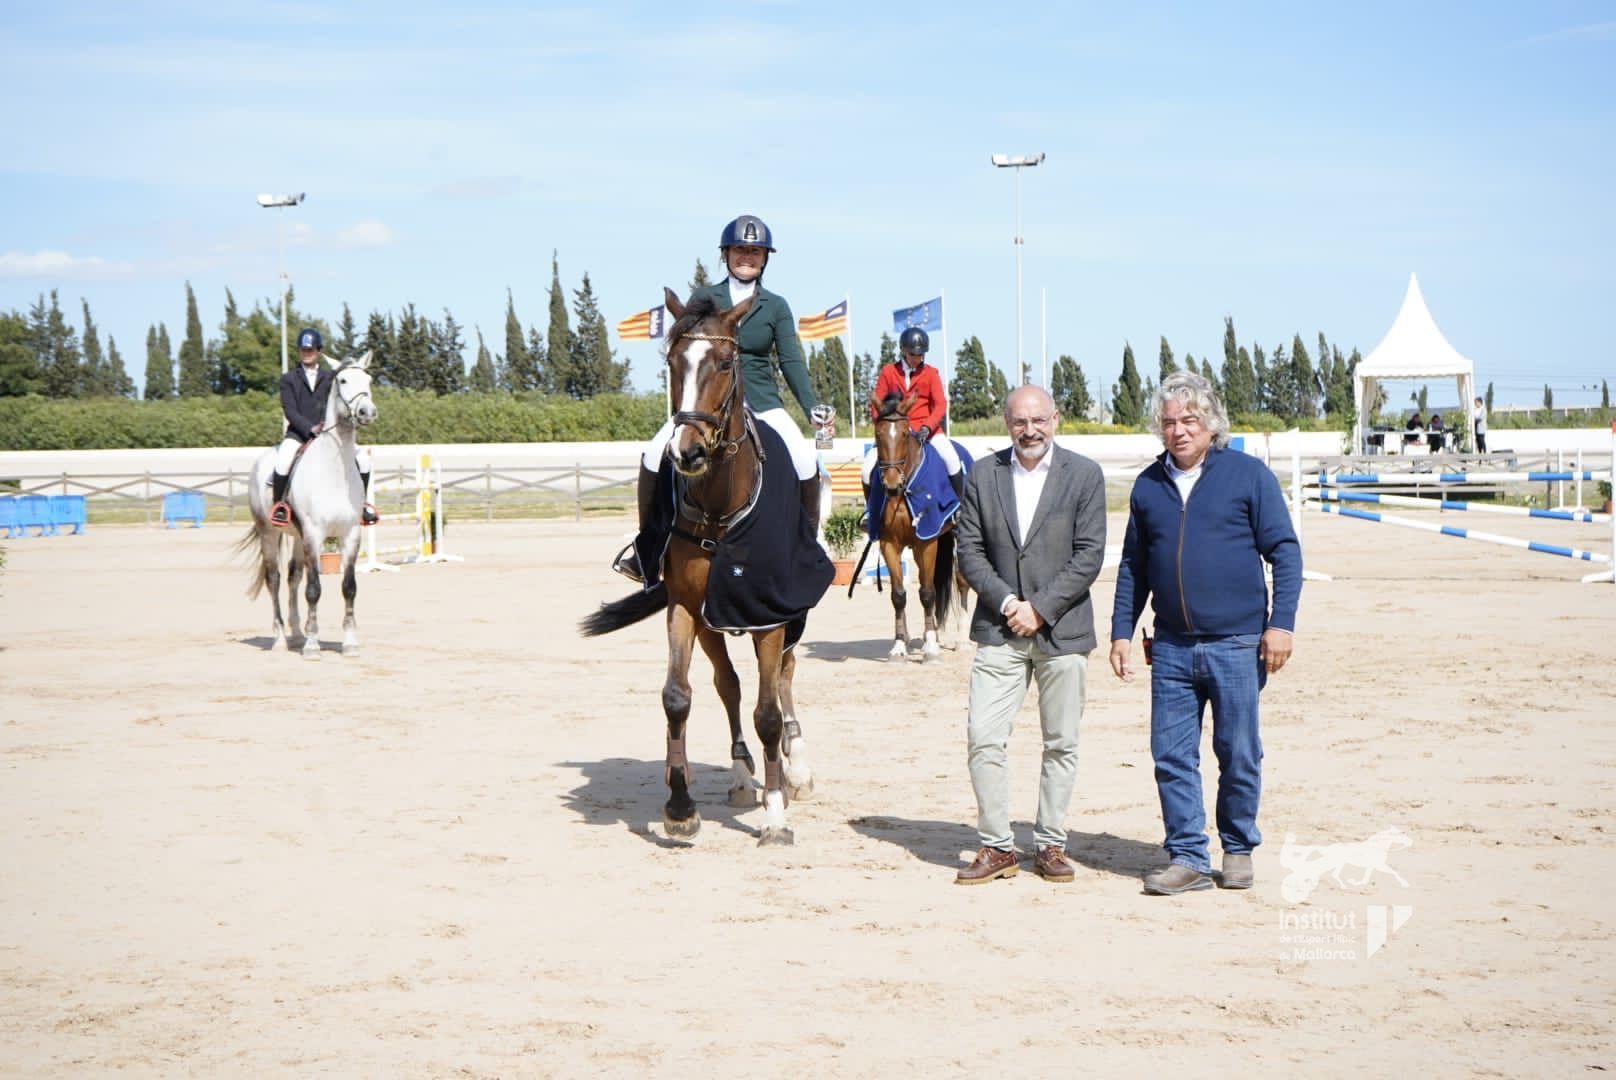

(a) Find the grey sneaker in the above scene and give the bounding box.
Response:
[1220,853,1254,890]
[1143,864,1214,895]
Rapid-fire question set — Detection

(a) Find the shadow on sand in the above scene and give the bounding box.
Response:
[559,756,766,849]
[848,814,1162,879]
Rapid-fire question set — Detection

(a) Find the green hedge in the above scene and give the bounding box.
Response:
[0,391,671,450]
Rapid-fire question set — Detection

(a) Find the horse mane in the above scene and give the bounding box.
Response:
[666,295,722,346]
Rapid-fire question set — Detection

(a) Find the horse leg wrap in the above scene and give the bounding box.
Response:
[665,735,691,787]
[783,720,803,744]
[731,738,755,773]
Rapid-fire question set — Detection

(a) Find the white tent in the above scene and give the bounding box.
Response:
[1353,273,1476,454]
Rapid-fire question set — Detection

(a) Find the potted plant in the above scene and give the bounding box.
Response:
[822,503,865,587]
[320,537,343,575]
[1599,480,1612,516]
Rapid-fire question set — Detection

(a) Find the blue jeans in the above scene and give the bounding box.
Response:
[1149,631,1266,873]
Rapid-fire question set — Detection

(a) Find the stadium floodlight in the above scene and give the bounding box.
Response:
[257,193,307,373]
[990,153,1045,383]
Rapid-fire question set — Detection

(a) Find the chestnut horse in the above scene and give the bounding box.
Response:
[579,288,813,846]
[869,389,969,661]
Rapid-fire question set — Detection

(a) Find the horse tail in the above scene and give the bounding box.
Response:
[934,530,956,626]
[579,583,669,636]
[233,522,284,600]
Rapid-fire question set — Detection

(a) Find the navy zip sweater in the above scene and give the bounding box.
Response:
[1110,445,1302,641]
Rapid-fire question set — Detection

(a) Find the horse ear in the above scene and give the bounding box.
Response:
[353,350,373,370]
[724,296,753,327]
[664,288,684,319]
[324,353,341,371]
[901,388,920,414]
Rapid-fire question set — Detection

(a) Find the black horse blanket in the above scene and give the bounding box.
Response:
[636,419,832,648]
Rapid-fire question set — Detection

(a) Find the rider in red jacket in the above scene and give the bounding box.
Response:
[862,327,964,498]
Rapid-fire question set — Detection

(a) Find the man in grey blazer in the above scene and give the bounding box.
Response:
[954,385,1109,884]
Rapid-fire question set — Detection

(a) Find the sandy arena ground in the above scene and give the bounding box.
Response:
[2,507,1613,1075]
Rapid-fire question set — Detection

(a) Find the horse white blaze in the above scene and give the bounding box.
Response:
[670,339,710,448]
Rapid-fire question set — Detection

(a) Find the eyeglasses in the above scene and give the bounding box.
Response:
[1008,416,1054,431]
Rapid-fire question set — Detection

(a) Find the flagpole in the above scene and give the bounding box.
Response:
[844,295,855,439]
[940,288,951,431]
[1041,287,1048,388]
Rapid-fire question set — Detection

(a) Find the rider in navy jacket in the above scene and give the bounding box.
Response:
[1110,445,1301,639]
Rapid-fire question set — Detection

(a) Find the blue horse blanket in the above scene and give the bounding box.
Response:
[866,440,973,542]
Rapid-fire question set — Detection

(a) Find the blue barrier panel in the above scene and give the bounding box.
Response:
[0,495,18,538]
[867,558,908,582]
[18,493,56,536]
[50,494,86,534]
[163,490,205,528]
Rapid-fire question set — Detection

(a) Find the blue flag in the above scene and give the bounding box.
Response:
[892,297,943,334]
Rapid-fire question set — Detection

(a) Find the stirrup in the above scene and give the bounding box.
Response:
[360,503,379,527]
[611,542,644,584]
[269,501,294,528]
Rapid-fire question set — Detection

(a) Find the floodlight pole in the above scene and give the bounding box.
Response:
[257,193,306,374]
[991,154,1044,385]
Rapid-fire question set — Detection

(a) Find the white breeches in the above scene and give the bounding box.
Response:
[274,437,371,477]
[862,429,961,484]
[644,408,818,481]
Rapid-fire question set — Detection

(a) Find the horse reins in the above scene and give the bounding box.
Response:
[667,329,764,539]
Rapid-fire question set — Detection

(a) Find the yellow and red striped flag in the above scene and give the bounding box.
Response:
[616,305,666,341]
[796,299,848,341]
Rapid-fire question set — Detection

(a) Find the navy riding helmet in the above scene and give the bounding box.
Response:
[720,214,775,252]
[899,327,929,356]
[297,327,323,352]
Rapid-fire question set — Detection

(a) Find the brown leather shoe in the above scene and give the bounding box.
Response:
[955,847,1018,885]
[1220,852,1254,889]
[1034,846,1076,883]
[1143,863,1214,895]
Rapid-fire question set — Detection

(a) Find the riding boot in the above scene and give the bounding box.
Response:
[612,465,660,583]
[269,471,292,528]
[358,470,378,526]
[799,475,823,538]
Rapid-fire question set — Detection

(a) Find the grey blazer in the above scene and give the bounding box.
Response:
[955,444,1108,655]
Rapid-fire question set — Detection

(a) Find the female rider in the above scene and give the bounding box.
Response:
[614,213,831,584]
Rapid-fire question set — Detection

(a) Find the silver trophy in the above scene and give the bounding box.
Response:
[810,404,837,449]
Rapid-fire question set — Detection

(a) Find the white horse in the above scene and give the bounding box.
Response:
[239,352,378,659]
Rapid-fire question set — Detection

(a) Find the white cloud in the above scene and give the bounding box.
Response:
[0,250,130,280]
[334,222,397,249]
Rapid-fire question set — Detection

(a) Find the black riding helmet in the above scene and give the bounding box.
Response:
[899,327,930,356]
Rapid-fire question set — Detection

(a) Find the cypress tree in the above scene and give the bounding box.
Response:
[1602,379,1610,410]
[469,328,498,392]
[689,259,710,292]
[947,336,996,421]
[1111,341,1144,427]
[1485,381,1493,412]
[1251,344,1269,416]
[364,311,396,386]
[1051,354,1092,419]
[0,310,42,396]
[1158,336,1177,382]
[502,289,535,391]
[177,282,209,397]
[429,309,466,395]
[81,300,106,396]
[524,328,545,394]
[334,303,360,359]
[32,291,83,399]
[546,253,574,396]
[1290,333,1316,419]
[1223,317,1237,374]
[106,337,135,398]
[568,273,625,398]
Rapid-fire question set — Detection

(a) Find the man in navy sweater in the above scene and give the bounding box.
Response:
[1109,372,1302,895]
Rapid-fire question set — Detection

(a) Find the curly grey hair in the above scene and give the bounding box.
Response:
[1147,371,1231,449]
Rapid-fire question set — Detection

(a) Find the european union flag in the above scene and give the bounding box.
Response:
[892,297,943,334]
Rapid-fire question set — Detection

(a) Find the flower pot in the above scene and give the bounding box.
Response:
[830,558,857,587]
[319,550,343,575]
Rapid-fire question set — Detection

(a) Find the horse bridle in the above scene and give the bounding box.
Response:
[669,331,750,458]
[873,414,921,488]
[326,361,374,431]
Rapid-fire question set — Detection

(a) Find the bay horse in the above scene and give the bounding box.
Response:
[580,288,816,846]
[869,389,968,662]
[238,351,378,659]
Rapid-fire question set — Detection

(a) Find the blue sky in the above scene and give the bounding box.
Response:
[3,2,1612,408]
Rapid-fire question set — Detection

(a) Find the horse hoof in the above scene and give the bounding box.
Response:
[922,648,942,663]
[663,810,701,839]
[342,643,360,657]
[302,643,322,661]
[728,785,758,808]
[758,826,795,847]
[886,644,909,661]
[787,777,815,801]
